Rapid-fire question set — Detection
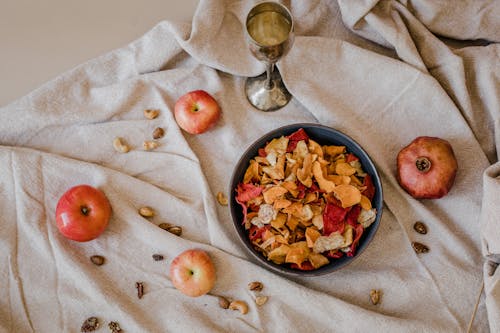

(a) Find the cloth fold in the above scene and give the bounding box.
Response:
[1,0,498,332]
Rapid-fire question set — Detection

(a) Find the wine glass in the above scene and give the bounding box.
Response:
[245,2,294,112]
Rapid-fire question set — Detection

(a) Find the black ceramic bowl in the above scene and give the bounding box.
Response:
[229,123,383,277]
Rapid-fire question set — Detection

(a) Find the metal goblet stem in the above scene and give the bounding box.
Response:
[245,2,294,112]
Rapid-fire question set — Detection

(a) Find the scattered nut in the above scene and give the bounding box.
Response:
[81,317,99,332]
[108,321,122,333]
[218,296,230,309]
[413,221,427,234]
[370,289,381,305]
[487,260,499,277]
[158,223,172,230]
[138,206,155,218]
[255,296,268,306]
[167,226,183,237]
[412,242,429,254]
[90,255,105,266]
[113,137,130,153]
[152,127,165,139]
[136,282,144,299]
[152,254,164,261]
[144,109,160,119]
[248,281,264,292]
[143,140,160,151]
[229,300,249,315]
[216,192,228,206]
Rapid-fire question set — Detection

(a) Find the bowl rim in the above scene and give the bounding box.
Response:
[228,122,383,277]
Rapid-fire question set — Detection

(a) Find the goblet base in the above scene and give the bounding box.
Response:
[245,69,292,112]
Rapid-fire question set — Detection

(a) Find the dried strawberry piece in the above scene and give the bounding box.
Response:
[290,261,315,271]
[249,225,270,242]
[236,183,263,203]
[323,203,347,236]
[346,205,361,228]
[346,153,359,163]
[258,148,267,157]
[326,250,344,259]
[286,128,309,152]
[324,193,342,207]
[296,182,307,199]
[308,182,323,194]
[362,174,375,201]
[236,183,263,225]
[347,224,364,257]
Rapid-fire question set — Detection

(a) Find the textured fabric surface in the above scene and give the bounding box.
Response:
[0,0,498,332]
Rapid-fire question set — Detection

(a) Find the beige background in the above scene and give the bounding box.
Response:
[0,0,199,106]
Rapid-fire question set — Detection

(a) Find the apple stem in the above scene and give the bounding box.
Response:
[416,157,431,173]
[80,206,90,216]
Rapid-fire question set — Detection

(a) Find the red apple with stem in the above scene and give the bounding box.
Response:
[56,184,112,242]
[174,90,221,134]
[169,249,216,297]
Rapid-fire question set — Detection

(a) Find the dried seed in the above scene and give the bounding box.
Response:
[136,282,144,299]
[487,260,499,276]
[138,206,155,218]
[152,254,164,261]
[113,137,130,153]
[143,140,160,151]
[90,255,105,266]
[108,321,122,333]
[144,109,160,119]
[152,127,165,139]
[413,221,427,234]
[229,300,249,314]
[370,289,381,305]
[167,226,183,236]
[412,242,429,254]
[158,222,171,230]
[216,192,228,206]
[218,296,230,309]
[248,281,264,292]
[81,317,99,332]
[255,296,268,306]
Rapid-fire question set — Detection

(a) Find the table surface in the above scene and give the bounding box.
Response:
[0,0,199,107]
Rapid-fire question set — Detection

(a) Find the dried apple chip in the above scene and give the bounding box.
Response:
[297,153,314,187]
[285,242,310,265]
[335,162,357,176]
[308,139,324,158]
[268,244,290,264]
[308,252,330,269]
[263,186,288,204]
[332,184,362,208]
[360,195,372,210]
[271,212,287,229]
[324,145,346,157]
[243,160,260,184]
[305,227,321,248]
[313,233,345,253]
[262,154,286,180]
[312,161,336,193]
[265,136,289,155]
[293,140,309,160]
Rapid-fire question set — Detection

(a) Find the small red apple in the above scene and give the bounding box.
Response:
[397,136,458,199]
[56,184,112,242]
[174,90,221,134]
[169,249,216,297]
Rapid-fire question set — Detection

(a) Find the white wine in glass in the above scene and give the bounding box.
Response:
[245,2,294,112]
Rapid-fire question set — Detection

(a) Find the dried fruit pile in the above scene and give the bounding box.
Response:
[235,128,377,270]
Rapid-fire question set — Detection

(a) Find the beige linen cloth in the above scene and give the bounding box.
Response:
[0,0,498,332]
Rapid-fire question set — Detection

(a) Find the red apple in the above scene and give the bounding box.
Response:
[169,249,216,297]
[397,136,458,199]
[174,90,221,134]
[56,184,112,242]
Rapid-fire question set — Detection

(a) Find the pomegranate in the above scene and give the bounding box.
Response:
[397,136,458,199]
